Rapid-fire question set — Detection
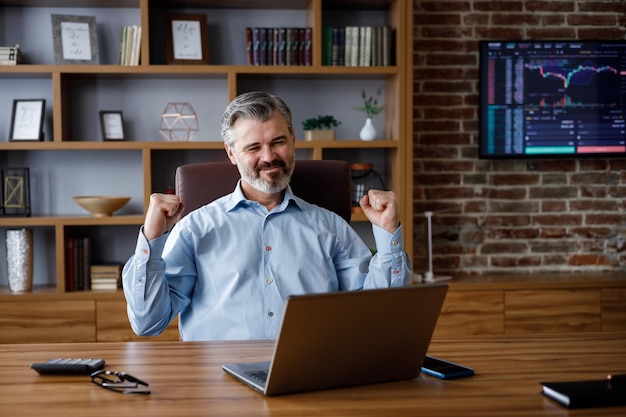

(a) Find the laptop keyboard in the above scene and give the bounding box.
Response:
[246,369,269,384]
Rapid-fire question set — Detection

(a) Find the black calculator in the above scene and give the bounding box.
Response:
[31,358,106,375]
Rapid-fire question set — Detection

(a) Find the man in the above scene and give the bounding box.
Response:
[123,91,412,341]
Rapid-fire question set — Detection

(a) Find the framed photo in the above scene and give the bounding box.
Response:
[164,13,209,65]
[9,99,45,141]
[51,14,100,65]
[99,111,125,140]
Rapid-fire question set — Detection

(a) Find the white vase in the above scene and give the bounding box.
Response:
[6,228,33,293]
[359,117,377,141]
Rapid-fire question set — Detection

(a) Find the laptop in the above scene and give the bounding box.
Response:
[222,284,448,396]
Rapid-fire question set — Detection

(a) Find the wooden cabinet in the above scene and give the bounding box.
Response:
[0,0,413,342]
[432,272,626,338]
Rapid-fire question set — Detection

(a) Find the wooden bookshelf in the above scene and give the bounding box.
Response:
[0,0,413,342]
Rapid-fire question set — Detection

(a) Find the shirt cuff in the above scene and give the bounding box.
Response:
[372,223,404,254]
[136,226,168,261]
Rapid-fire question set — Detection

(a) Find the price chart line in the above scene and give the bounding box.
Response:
[525,63,618,89]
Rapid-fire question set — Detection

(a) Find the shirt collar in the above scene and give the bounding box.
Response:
[224,180,305,214]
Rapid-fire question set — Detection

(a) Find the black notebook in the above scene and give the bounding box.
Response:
[541,378,626,409]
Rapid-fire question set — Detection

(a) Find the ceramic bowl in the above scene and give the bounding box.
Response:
[73,196,131,217]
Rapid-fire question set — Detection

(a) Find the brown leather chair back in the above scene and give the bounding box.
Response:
[175,160,352,222]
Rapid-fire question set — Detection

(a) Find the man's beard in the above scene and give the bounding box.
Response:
[237,158,294,194]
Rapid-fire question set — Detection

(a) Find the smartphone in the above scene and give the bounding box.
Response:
[421,355,474,380]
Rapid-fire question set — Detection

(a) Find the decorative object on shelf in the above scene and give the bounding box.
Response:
[413,211,452,284]
[165,13,209,65]
[349,163,385,213]
[0,44,22,65]
[354,87,384,141]
[160,102,199,141]
[1,167,31,217]
[9,99,45,141]
[6,228,33,293]
[302,115,341,141]
[359,118,377,141]
[73,196,130,217]
[99,111,125,141]
[51,14,99,65]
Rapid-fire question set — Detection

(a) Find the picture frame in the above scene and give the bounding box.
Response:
[51,14,100,65]
[9,99,45,141]
[99,111,125,141]
[164,13,209,65]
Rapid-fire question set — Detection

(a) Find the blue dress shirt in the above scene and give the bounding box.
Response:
[123,183,412,341]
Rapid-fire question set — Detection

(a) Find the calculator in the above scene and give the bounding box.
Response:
[30,358,106,375]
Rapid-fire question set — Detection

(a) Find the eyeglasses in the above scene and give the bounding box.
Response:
[90,370,151,395]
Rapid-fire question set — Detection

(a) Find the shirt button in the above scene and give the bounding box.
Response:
[268,312,274,317]
[392,240,398,246]
[393,269,399,275]
[267,277,273,284]
[265,245,272,251]
[142,248,148,254]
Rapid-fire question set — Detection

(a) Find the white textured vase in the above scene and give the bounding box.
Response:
[6,228,33,292]
[359,117,377,141]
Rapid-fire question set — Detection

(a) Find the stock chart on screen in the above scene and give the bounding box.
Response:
[479,40,626,158]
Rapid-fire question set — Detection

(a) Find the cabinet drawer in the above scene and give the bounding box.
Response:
[96,300,179,342]
[0,300,95,343]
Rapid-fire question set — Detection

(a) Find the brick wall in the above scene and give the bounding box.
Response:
[412,0,626,275]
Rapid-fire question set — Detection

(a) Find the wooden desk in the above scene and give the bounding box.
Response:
[1,333,625,416]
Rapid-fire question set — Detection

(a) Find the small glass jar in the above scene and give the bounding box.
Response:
[350,163,385,212]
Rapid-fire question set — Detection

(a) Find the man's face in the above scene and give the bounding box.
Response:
[225,113,296,195]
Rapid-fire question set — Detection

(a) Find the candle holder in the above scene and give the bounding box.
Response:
[1,167,31,217]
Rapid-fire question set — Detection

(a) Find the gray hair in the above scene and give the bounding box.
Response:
[220,91,293,147]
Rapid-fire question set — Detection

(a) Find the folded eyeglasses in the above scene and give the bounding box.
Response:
[91,370,151,395]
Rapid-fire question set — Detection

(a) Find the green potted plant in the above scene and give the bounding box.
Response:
[302,115,341,141]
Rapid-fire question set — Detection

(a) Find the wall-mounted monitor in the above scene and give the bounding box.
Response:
[479,40,626,158]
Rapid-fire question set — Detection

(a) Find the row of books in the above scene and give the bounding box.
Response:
[65,236,123,291]
[323,26,396,67]
[119,25,142,66]
[246,27,312,66]
[65,237,91,292]
[0,44,22,65]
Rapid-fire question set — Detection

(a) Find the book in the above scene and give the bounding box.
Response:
[90,263,123,291]
[119,25,141,66]
[0,44,22,64]
[541,377,626,409]
[64,236,91,292]
[245,27,253,65]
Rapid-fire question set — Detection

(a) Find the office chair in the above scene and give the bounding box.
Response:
[175,159,352,222]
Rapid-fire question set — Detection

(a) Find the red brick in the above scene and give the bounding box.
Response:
[532,214,583,226]
[525,1,576,12]
[474,1,524,12]
[567,14,618,26]
[568,254,618,267]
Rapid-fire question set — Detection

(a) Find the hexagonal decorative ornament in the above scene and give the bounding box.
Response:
[159,102,199,141]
